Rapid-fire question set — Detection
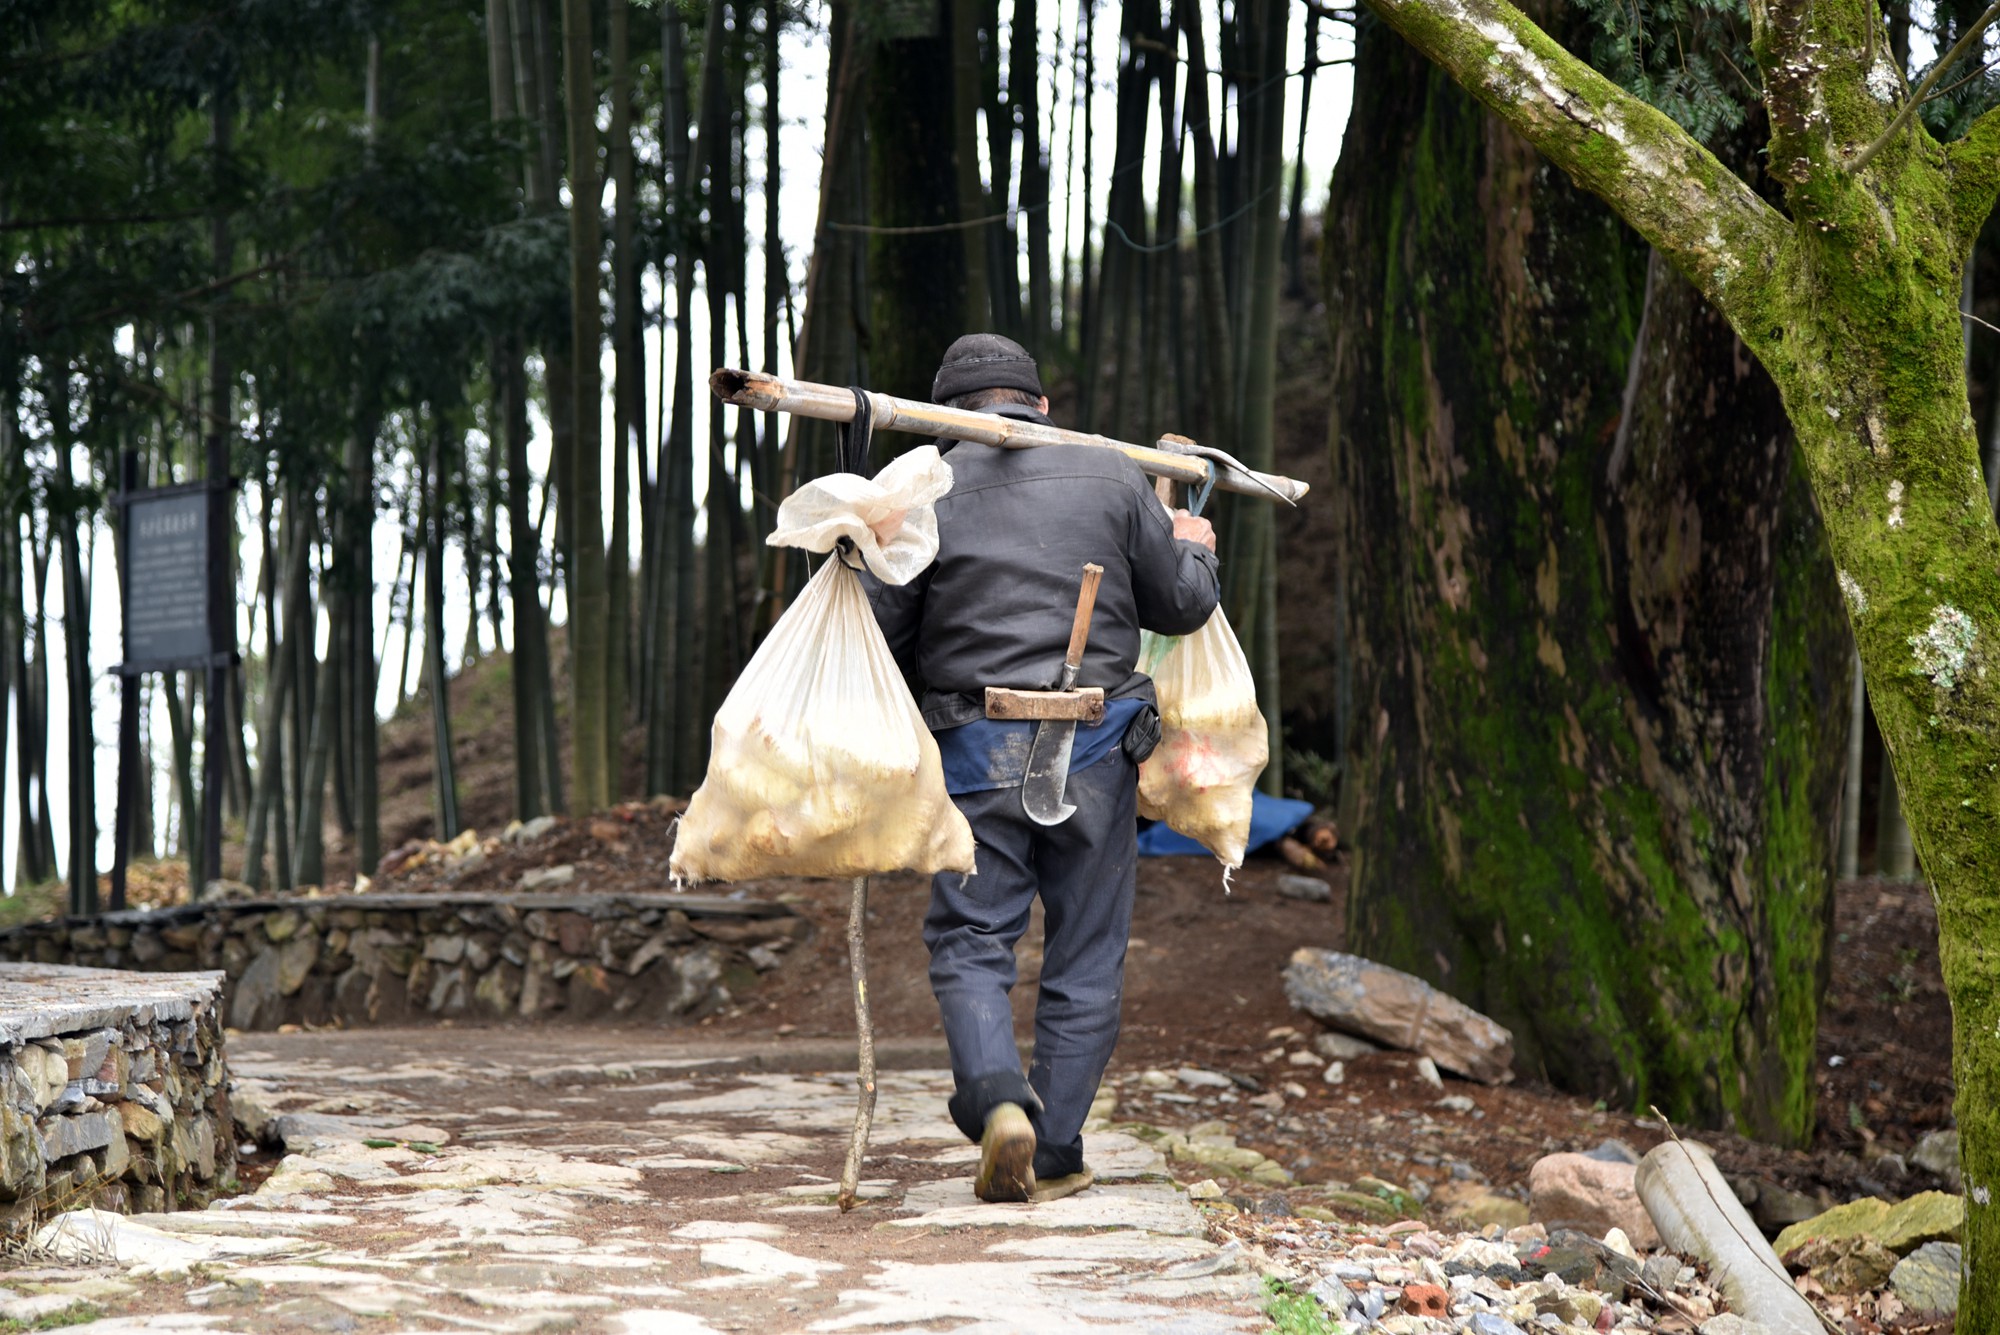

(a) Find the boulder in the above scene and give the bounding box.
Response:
[1910,1128,1961,1189]
[1748,1180,1820,1233]
[1773,1191,1962,1258]
[1889,1240,1961,1314]
[1784,1234,1897,1293]
[231,947,284,1029]
[1431,1180,1531,1230]
[1283,948,1513,1083]
[1528,1153,1661,1251]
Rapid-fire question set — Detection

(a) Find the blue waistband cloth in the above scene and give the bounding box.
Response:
[934,698,1147,795]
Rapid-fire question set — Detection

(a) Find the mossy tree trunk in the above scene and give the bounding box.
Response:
[1362,0,2000,1310]
[1328,32,1849,1143]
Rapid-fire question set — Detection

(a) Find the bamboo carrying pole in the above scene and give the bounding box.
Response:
[710,368,1310,504]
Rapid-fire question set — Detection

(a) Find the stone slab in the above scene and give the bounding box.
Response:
[0,965,226,1044]
[890,1181,1208,1235]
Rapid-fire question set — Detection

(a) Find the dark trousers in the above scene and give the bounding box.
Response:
[923,749,1138,1180]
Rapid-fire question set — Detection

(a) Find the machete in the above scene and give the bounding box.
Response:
[1022,563,1105,825]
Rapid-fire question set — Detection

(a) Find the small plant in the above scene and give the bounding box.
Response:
[9,1302,104,1332]
[1263,1277,1342,1335]
[1283,747,1341,808]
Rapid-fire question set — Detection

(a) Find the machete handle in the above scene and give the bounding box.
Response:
[1065,564,1105,672]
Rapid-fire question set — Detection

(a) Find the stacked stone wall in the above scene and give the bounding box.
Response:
[0,893,807,1032]
[0,965,232,1231]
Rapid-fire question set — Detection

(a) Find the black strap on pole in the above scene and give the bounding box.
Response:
[835,387,874,477]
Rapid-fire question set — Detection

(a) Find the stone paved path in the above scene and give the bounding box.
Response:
[7,1030,1266,1334]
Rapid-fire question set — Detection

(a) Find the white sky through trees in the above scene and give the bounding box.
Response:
[6,0,1355,893]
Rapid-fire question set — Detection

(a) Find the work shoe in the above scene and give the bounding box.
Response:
[973,1102,1036,1203]
[1027,1165,1094,1205]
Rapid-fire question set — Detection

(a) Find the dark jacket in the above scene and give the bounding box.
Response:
[864,403,1221,730]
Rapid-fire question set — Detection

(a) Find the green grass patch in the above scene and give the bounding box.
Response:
[1262,1278,1341,1335]
[0,1302,105,1333]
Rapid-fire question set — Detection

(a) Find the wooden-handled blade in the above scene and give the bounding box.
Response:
[1062,563,1105,678]
[1025,563,1107,826]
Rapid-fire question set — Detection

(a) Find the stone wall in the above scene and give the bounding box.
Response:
[0,893,808,1032]
[0,964,232,1231]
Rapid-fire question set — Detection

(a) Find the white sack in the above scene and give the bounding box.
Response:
[764,444,955,583]
[1136,608,1268,869]
[670,448,974,883]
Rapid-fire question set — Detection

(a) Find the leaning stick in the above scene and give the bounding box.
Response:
[710,368,1310,505]
[836,874,876,1212]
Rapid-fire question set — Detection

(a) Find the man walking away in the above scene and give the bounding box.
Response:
[866,333,1221,1203]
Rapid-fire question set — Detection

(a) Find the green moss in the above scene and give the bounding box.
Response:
[0,1304,104,1333]
[1262,1278,1340,1335]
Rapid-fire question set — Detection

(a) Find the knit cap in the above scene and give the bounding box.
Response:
[931,333,1043,403]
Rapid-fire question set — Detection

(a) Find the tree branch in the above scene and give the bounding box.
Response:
[1364,0,1788,342]
[1948,100,2000,246]
[1850,0,2000,172]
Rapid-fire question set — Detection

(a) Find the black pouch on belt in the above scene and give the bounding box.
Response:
[1121,702,1162,764]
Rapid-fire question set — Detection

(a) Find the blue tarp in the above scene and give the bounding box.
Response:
[1136,791,1315,858]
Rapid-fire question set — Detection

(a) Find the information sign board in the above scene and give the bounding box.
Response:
[124,490,210,666]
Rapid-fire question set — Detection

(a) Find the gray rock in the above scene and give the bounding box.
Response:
[1305,1275,1346,1312]
[424,935,468,964]
[14,1044,67,1111]
[508,815,561,844]
[276,934,318,996]
[1284,947,1514,1083]
[232,947,284,1029]
[0,1105,44,1197]
[1311,1030,1380,1061]
[1468,1313,1525,1335]
[1697,1317,1771,1335]
[625,930,677,976]
[1890,1241,1962,1314]
[39,1111,117,1162]
[1349,1287,1387,1323]
[671,945,723,1013]
[1640,1253,1682,1294]
[1274,874,1332,903]
[99,1120,130,1178]
[67,1030,114,1083]
[1585,1139,1640,1165]
[518,865,576,891]
[1911,1128,1961,1188]
[1750,1179,1819,1232]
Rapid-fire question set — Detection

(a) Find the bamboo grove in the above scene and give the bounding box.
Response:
[0,0,1333,895]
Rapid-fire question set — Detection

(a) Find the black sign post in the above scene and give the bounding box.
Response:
[111,442,235,912]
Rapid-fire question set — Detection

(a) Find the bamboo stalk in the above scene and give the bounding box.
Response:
[708,368,1310,504]
[837,873,877,1213]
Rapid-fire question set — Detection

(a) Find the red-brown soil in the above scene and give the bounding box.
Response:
[329,790,1955,1223]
